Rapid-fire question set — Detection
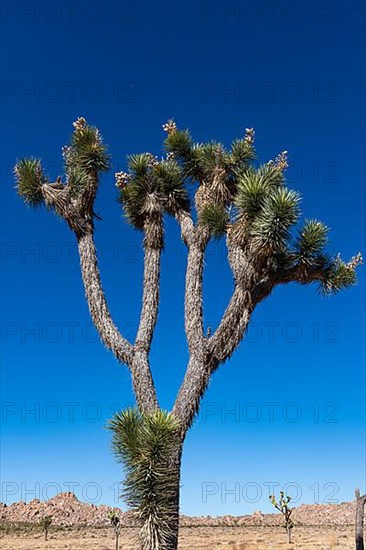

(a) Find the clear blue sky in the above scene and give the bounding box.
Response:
[1,0,365,516]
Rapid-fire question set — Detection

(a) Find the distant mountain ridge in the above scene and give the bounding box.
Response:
[0,492,356,528]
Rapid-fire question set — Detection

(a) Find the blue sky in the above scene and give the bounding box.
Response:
[1,0,365,516]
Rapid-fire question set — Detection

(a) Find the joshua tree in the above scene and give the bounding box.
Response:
[15,117,362,550]
[39,515,52,541]
[269,491,294,543]
[108,508,123,550]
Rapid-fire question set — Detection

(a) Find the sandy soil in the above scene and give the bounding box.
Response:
[0,525,354,549]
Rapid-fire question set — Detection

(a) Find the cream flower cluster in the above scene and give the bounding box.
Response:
[73,117,87,132]
[115,171,130,188]
[347,252,363,270]
[244,127,255,145]
[273,151,288,171]
[146,153,159,167]
[62,145,71,160]
[162,119,177,134]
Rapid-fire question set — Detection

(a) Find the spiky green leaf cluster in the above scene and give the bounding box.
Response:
[66,165,90,198]
[15,158,46,207]
[197,142,231,175]
[235,161,287,215]
[296,220,328,257]
[231,138,256,164]
[232,158,294,251]
[108,408,180,548]
[250,187,301,250]
[199,204,228,238]
[164,130,201,180]
[153,160,190,215]
[15,119,110,212]
[292,219,331,278]
[67,123,110,174]
[235,168,272,219]
[60,119,111,204]
[321,256,358,294]
[164,127,254,184]
[118,155,189,230]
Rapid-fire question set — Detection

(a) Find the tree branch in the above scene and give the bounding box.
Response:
[208,239,260,360]
[274,263,326,286]
[184,238,207,352]
[172,210,210,433]
[175,210,209,351]
[132,218,163,413]
[172,355,211,436]
[208,286,252,363]
[78,231,134,365]
[176,209,195,245]
[135,218,163,352]
[130,352,159,413]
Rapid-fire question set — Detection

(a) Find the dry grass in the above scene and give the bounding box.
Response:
[0,525,354,549]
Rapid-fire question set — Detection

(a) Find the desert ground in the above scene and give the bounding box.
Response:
[1,494,358,549]
[0,525,354,550]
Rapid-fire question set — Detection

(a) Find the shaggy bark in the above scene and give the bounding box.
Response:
[135,245,161,353]
[161,443,183,550]
[184,240,206,354]
[132,218,163,413]
[130,352,158,413]
[172,213,209,435]
[135,218,163,351]
[355,489,366,550]
[78,231,134,365]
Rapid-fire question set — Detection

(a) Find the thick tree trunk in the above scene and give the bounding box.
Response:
[163,444,182,550]
[138,442,183,550]
[355,489,366,550]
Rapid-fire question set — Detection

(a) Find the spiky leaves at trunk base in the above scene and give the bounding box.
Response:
[108,409,181,550]
[16,118,362,550]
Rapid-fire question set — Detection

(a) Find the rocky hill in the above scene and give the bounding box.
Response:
[0,492,356,528]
